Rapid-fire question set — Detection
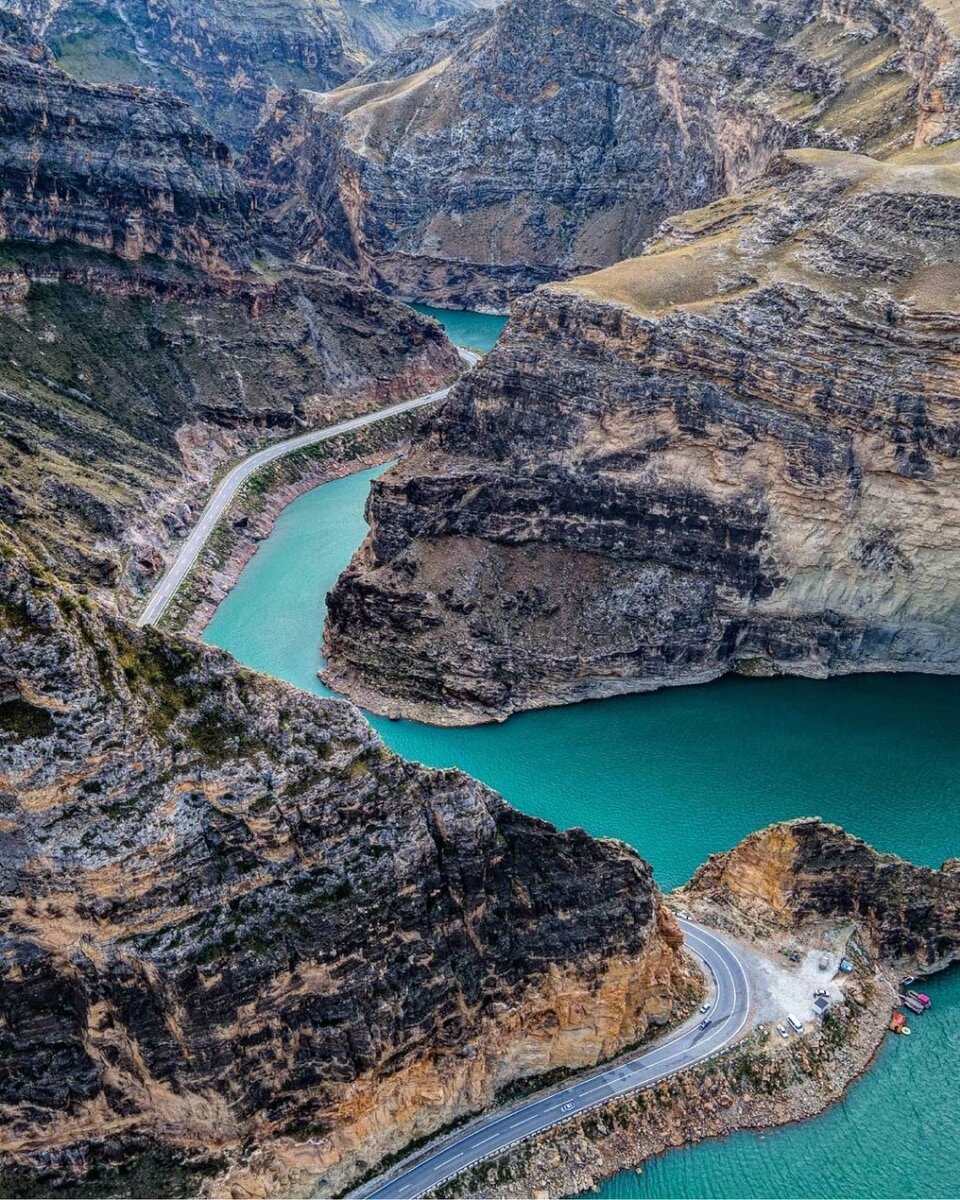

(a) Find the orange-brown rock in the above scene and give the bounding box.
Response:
[682,818,960,972]
[0,539,695,1197]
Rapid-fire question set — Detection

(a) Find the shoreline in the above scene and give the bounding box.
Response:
[154,409,426,640]
[433,957,895,1198]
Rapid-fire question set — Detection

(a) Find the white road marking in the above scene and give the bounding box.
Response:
[356,920,751,1199]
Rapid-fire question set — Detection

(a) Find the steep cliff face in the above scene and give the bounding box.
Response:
[323,145,960,724]
[0,241,458,602]
[0,14,460,607]
[250,0,960,307]
[0,536,693,1197]
[0,22,252,273]
[681,819,960,973]
[3,0,498,148]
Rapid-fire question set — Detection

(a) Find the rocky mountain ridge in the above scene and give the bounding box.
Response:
[0,532,694,1197]
[1,0,499,147]
[323,144,960,724]
[0,240,458,605]
[249,0,960,307]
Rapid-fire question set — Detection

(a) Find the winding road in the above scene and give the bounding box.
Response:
[136,349,479,628]
[132,353,753,1198]
[356,918,751,1199]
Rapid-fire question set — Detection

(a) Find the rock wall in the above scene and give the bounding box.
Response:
[682,819,960,973]
[433,978,891,1199]
[323,146,960,724]
[250,0,960,307]
[2,0,498,148]
[0,537,695,1197]
[0,20,251,273]
[0,242,458,602]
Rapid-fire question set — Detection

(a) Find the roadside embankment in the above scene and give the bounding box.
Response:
[429,815,960,1198]
[156,408,426,638]
[433,930,893,1198]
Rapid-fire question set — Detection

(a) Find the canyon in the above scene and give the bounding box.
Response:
[1,0,959,1194]
[1,0,498,147]
[249,0,960,307]
[0,15,460,608]
[323,143,960,725]
[0,15,700,1199]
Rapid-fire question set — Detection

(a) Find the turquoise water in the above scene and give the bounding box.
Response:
[203,461,960,1198]
[412,304,507,353]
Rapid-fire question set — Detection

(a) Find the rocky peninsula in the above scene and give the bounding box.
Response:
[324,145,960,724]
[435,819,960,1197]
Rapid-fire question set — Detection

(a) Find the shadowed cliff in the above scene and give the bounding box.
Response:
[324,145,960,723]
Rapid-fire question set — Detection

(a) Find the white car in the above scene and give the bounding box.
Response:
[777,1023,788,1038]
[700,1003,712,1013]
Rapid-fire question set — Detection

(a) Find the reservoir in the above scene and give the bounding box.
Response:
[412,304,507,353]
[203,313,960,1199]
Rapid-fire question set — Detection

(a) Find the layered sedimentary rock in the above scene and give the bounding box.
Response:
[0,18,251,273]
[0,241,458,600]
[0,16,460,605]
[324,145,960,724]
[681,819,960,973]
[441,818,956,1199]
[250,0,960,307]
[3,0,498,148]
[0,536,693,1197]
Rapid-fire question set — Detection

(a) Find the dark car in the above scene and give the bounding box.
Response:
[698,1017,713,1031]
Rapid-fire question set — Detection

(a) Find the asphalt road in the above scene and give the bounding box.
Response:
[357,919,751,1199]
[136,349,478,628]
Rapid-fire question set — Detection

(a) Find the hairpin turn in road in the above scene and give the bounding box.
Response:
[356,918,750,1199]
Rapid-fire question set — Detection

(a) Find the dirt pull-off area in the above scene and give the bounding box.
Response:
[432,819,960,1198]
[433,915,895,1199]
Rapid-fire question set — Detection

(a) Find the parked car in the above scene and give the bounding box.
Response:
[777,1023,789,1038]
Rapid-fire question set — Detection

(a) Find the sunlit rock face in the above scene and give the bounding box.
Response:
[681,818,960,974]
[0,0,499,147]
[249,0,960,307]
[0,541,694,1196]
[324,146,960,724]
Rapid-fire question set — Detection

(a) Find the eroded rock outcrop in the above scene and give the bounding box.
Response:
[681,818,960,973]
[0,19,251,273]
[0,242,458,603]
[323,145,960,724]
[0,537,695,1196]
[251,0,960,307]
[2,0,497,148]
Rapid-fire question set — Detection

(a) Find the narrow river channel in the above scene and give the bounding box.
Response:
[203,309,960,1200]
